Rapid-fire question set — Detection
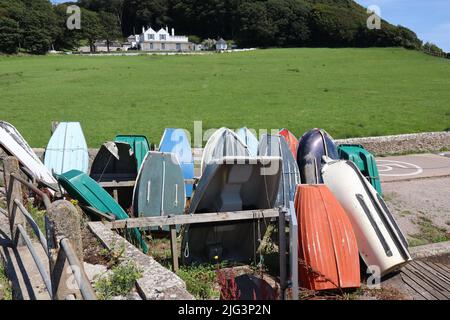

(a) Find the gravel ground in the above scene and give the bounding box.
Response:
[383,177,450,244]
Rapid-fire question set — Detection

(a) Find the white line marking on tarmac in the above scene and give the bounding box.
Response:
[377,160,423,177]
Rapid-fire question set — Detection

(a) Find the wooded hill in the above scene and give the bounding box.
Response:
[0,0,446,55]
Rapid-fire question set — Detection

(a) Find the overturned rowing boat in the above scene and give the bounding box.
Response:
[182,156,282,265]
[322,159,411,276]
[295,185,360,291]
[0,121,56,185]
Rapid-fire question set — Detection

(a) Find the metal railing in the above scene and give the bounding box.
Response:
[5,170,96,300]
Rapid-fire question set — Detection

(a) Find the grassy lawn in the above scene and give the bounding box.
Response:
[1,48,449,148]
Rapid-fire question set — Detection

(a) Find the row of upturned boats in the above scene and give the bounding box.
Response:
[0,121,411,291]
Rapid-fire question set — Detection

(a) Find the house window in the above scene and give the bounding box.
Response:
[148,34,154,41]
[150,43,154,50]
[160,34,166,40]
[176,43,181,51]
[161,43,165,50]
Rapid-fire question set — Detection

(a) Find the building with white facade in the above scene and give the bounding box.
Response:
[137,26,193,52]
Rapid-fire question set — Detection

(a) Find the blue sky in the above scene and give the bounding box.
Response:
[355,0,450,51]
[51,0,450,51]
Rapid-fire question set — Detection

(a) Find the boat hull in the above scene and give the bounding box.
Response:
[45,122,89,175]
[0,121,56,185]
[132,152,186,231]
[322,159,411,276]
[90,142,138,210]
[258,134,301,209]
[201,128,250,174]
[279,129,298,159]
[182,157,281,265]
[295,185,360,291]
[159,129,195,198]
[58,170,147,253]
[236,127,259,157]
[115,135,150,171]
[297,128,339,184]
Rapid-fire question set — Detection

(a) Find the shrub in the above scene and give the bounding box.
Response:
[94,261,141,300]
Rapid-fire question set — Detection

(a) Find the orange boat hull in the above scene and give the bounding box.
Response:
[279,129,298,159]
[294,185,361,291]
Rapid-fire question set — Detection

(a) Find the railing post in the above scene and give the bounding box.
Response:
[3,157,26,246]
[278,207,287,301]
[46,200,84,300]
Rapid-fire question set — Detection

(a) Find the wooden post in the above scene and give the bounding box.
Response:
[3,157,26,246]
[46,200,84,300]
[170,225,179,273]
[278,208,287,300]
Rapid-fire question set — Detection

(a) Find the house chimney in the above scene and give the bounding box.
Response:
[172,28,175,37]
[142,26,145,34]
[166,26,169,33]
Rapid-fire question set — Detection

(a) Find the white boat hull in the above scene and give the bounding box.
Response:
[0,121,57,185]
[322,159,411,276]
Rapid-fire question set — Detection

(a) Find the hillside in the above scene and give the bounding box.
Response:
[0,48,449,147]
[0,0,426,54]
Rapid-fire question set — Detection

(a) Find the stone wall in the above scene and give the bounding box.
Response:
[335,131,450,156]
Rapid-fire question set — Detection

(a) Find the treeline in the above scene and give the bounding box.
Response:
[0,0,446,55]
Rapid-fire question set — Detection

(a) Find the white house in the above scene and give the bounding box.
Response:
[137,26,193,52]
[216,38,228,51]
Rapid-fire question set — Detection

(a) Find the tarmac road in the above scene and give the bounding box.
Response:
[376,153,450,183]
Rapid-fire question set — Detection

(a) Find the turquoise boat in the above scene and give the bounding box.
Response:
[338,144,382,195]
[58,170,148,253]
[115,135,150,170]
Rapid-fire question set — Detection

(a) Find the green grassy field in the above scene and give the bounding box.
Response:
[1,48,449,147]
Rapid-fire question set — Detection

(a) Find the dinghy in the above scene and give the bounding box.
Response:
[182,156,282,265]
[322,159,411,276]
[279,129,298,159]
[295,185,360,291]
[115,135,150,170]
[297,128,339,184]
[236,127,259,157]
[0,121,56,185]
[44,122,89,175]
[258,134,301,209]
[159,128,195,198]
[58,170,148,253]
[132,152,186,231]
[90,142,138,209]
[201,128,249,174]
[338,144,382,195]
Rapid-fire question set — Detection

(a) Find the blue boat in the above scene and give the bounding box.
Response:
[159,129,194,198]
[44,122,89,175]
[236,127,259,157]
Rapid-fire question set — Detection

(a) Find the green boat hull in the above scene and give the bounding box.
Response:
[58,170,148,253]
[338,144,382,195]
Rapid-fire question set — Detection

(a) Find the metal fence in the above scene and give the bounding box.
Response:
[3,163,96,300]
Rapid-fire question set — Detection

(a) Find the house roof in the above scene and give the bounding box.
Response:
[217,38,227,45]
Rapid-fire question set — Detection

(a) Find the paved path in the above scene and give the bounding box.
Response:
[377,153,450,183]
[0,213,51,300]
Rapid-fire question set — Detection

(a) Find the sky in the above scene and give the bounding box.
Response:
[355,0,450,51]
[51,0,450,51]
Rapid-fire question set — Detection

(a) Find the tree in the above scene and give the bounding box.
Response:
[79,8,104,52]
[0,16,20,53]
[20,0,59,54]
[99,11,123,52]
